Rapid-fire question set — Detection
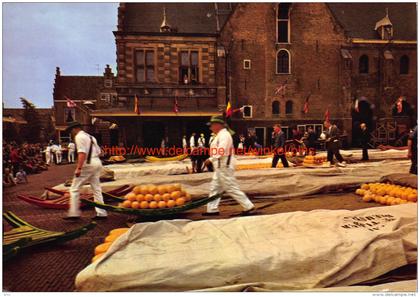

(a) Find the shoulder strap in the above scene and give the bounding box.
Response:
[87,136,93,164]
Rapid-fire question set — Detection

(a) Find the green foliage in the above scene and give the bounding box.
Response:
[20,98,42,143]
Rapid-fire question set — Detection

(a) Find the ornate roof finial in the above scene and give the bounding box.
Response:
[374,8,393,40]
[160,6,171,32]
[375,8,393,31]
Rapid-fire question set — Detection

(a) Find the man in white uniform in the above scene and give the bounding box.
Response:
[182,135,188,153]
[55,143,62,164]
[209,133,215,146]
[50,143,58,164]
[198,133,206,148]
[64,121,107,220]
[203,116,255,216]
[189,133,196,148]
[45,143,53,166]
[68,141,76,163]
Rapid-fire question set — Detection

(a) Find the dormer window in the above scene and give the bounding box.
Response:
[277,3,291,43]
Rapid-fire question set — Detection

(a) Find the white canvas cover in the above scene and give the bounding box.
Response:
[76,204,416,292]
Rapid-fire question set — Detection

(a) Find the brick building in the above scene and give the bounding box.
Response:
[90,3,234,148]
[53,65,118,145]
[217,3,417,146]
[54,3,417,148]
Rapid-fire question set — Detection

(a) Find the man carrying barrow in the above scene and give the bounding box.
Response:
[203,115,256,216]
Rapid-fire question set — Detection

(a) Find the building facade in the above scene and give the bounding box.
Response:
[53,65,117,145]
[217,3,417,146]
[91,3,234,148]
[53,3,417,148]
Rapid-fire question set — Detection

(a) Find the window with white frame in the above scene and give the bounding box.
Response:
[277,49,290,74]
[243,105,253,118]
[243,59,251,70]
[277,3,291,43]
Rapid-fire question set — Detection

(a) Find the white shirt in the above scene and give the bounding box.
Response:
[56,144,62,153]
[209,128,234,163]
[75,130,101,159]
[198,137,205,147]
[209,135,215,145]
[189,136,196,148]
[182,138,187,148]
[68,142,75,151]
[51,144,58,153]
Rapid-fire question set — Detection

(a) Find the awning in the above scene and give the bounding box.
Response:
[3,117,27,124]
[340,49,352,59]
[384,50,394,60]
[91,111,220,117]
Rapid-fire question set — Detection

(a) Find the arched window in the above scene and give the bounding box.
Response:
[400,55,409,74]
[277,3,291,43]
[272,100,280,115]
[285,100,293,114]
[277,49,290,74]
[359,55,369,74]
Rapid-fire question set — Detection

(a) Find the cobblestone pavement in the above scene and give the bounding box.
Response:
[2,163,416,291]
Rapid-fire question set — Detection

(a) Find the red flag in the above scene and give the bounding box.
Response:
[232,106,245,114]
[134,94,140,115]
[65,96,77,108]
[354,99,359,113]
[396,97,403,113]
[324,108,330,123]
[226,101,232,118]
[303,93,311,114]
[174,97,179,114]
[275,80,288,96]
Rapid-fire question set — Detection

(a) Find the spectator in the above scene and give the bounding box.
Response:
[408,125,417,175]
[15,167,28,184]
[3,167,16,187]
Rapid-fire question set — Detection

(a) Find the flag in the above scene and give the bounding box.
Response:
[134,94,140,115]
[303,93,311,114]
[275,80,288,96]
[174,97,179,114]
[324,108,330,123]
[65,96,77,108]
[232,106,245,114]
[226,101,232,118]
[354,99,359,113]
[396,97,403,113]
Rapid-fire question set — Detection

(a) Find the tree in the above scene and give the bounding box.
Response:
[43,114,56,143]
[3,122,21,143]
[20,97,42,143]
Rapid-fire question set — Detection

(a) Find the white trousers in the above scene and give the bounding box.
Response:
[68,158,107,217]
[45,152,51,165]
[56,152,62,164]
[68,150,75,163]
[207,165,254,213]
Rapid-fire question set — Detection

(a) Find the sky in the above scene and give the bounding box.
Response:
[3,2,119,108]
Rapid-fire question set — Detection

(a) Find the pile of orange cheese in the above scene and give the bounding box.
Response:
[118,184,192,209]
[92,228,129,263]
[303,155,328,166]
[355,182,417,205]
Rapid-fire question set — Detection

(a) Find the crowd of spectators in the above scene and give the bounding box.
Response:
[3,141,48,187]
